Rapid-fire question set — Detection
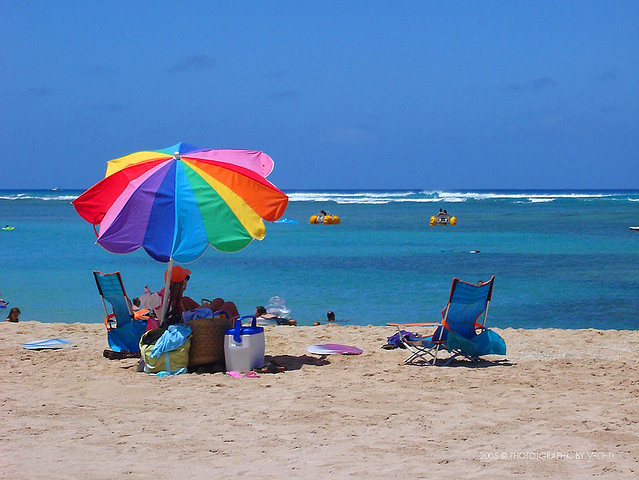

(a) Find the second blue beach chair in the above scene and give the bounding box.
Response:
[388,276,506,365]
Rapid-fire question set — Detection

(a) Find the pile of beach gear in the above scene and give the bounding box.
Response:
[138,308,267,376]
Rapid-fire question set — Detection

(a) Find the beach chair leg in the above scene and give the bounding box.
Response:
[403,344,441,366]
[403,352,418,364]
[432,344,441,366]
[443,352,459,366]
[403,347,434,365]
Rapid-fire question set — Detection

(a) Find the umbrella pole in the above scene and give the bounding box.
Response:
[159,258,173,326]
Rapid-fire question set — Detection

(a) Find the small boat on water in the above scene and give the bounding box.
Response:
[430,210,456,226]
[2,225,14,231]
[310,210,341,225]
[631,226,639,231]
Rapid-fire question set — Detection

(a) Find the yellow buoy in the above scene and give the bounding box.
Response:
[310,215,318,224]
[450,216,457,225]
[323,215,332,225]
[430,216,436,226]
[332,215,341,224]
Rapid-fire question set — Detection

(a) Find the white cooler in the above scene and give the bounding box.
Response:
[224,316,265,372]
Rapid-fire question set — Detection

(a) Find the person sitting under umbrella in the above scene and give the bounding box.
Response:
[160,265,199,324]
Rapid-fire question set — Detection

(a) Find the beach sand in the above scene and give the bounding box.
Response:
[1,322,638,479]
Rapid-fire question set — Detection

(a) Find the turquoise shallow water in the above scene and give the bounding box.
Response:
[1,189,638,329]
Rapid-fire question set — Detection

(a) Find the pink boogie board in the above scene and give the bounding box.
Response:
[307,343,363,355]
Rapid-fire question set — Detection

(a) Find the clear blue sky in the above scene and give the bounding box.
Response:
[2,1,638,190]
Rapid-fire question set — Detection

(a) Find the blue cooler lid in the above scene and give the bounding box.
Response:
[226,316,264,343]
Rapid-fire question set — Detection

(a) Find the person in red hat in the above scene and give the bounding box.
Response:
[161,265,199,323]
[164,265,191,283]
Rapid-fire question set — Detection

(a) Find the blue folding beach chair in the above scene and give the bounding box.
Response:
[93,271,148,353]
[389,276,505,365]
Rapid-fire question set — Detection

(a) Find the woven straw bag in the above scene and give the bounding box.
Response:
[187,313,233,367]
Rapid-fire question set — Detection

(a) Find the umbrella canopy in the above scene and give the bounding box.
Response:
[73,142,288,264]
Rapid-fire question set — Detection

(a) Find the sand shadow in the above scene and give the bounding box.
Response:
[266,354,330,371]
[403,357,514,368]
[183,354,330,374]
[439,357,514,368]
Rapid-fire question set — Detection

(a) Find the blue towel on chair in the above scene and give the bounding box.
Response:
[474,329,506,355]
[446,329,506,356]
[107,319,148,353]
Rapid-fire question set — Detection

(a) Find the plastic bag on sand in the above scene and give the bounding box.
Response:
[266,296,291,319]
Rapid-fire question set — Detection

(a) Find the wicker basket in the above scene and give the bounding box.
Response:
[188,316,234,367]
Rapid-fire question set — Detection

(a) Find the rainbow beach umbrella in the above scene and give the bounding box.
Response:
[73,142,288,320]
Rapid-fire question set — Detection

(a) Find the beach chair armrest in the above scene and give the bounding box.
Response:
[391,322,446,343]
[134,309,150,320]
[104,313,117,330]
[473,322,488,334]
[387,322,442,327]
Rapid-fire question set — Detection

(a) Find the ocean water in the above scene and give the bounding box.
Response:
[1,189,638,330]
